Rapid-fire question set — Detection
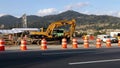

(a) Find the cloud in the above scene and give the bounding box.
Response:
[0,14,7,17]
[37,8,58,16]
[81,10,120,17]
[112,12,120,17]
[65,2,89,10]
[96,11,120,17]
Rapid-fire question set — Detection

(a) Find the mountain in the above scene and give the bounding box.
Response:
[0,15,20,28]
[0,10,120,30]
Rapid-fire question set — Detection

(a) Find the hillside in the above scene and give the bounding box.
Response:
[0,10,120,30]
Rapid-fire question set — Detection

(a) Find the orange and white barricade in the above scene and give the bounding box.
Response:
[106,39,111,48]
[118,39,120,47]
[96,38,102,48]
[84,38,89,48]
[72,38,78,48]
[62,38,67,49]
[20,39,27,51]
[41,39,47,50]
[0,39,5,51]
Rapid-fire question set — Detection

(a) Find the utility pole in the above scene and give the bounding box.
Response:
[22,14,27,28]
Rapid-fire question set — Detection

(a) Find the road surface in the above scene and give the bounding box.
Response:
[1,48,120,68]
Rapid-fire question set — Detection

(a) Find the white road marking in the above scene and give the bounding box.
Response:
[69,58,120,65]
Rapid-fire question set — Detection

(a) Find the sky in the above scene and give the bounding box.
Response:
[0,0,120,17]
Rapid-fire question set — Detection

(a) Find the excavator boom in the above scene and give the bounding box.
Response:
[46,19,76,36]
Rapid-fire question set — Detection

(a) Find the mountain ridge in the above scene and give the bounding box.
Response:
[0,10,120,30]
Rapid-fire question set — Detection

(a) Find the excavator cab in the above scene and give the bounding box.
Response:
[52,29,64,37]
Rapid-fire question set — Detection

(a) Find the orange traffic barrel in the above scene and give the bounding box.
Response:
[89,35,94,40]
[62,38,67,49]
[84,38,89,48]
[118,39,120,47]
[106,39,111,48]
[72,38,78,48]
[41,39,47,50]
[0,39,5,51]
[96,38,102,48]
[20,39,27,51]
[82,35,88,40]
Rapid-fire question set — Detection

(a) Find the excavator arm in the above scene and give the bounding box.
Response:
[46,19,76,38]
[30,19,76,39]
[67,19,76,39]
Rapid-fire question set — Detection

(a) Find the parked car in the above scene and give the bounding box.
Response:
[97,35,118,43]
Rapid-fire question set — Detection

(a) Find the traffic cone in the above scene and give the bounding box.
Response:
[106,38,111,48]
[96,38,102,48]
[118,39,120,47]
[89,35,94,40]
[72,38,78,48]
[41,39,47,50]
[20,39,27,51]
[0,39,5,51]
[84,38,89,48]
[62,38,67,49]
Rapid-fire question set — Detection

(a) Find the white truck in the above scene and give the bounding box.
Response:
[97,35,118,43]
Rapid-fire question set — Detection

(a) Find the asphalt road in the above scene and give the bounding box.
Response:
[1,48,120,68]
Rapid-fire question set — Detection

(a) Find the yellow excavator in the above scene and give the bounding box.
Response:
[29,19,76,44]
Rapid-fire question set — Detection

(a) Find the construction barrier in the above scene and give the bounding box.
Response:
[118,39,120,47]
[62,38,67,49]
[41,39,47,50]
[82,35,88,40]
[89,35,94,40]
[83,38,89,48]
[72,38,78,48]
[20,39,27,51]
[0,39,5,51]
[96,38,102,48]
[106,39,111,48]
